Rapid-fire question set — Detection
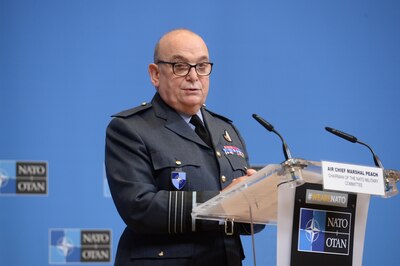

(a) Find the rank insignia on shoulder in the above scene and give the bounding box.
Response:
[223,130,232,142]
[171,171,186,190]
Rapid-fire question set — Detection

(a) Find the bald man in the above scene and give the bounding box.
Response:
[105,29,262,266]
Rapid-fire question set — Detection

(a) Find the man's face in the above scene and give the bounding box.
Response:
[149,31,210,115]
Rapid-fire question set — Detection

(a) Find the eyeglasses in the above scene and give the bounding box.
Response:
[156,61,213,76]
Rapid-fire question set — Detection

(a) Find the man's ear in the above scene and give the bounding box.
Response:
[148,63,160,88]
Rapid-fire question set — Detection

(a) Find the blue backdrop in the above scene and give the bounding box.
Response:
[1,0,399,265]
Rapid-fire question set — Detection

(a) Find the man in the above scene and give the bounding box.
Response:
[105,29,261,266]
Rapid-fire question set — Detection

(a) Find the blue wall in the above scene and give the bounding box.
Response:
[1,0,399,265]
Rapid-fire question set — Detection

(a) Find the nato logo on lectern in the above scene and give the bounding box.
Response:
[0,160,48,195]
[49,229,112,264]
[298,208,351,255]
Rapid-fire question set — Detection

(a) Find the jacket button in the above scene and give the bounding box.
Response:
[158,251,164,257]
[221,175,226,183]
[216,151,221,157]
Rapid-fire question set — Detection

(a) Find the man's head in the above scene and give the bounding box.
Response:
[148,29,211,115]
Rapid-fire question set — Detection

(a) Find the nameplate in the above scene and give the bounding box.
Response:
[322,161,385,196]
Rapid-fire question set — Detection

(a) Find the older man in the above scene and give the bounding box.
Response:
[105,29,261,266]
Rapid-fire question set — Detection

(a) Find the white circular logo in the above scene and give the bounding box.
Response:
[56,236,74,257]
[0,169,9,188]
[305,218,321,243]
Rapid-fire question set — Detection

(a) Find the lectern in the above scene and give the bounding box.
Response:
[192,159,399,266]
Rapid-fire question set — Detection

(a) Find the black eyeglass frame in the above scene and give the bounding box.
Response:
[156,60,214,76]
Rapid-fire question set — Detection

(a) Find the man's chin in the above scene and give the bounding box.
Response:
[180,102,204,115]
[183,94,204,104]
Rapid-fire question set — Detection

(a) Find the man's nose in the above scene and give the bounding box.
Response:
[186,66,199,80]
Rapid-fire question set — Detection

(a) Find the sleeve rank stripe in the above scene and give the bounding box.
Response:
[174,191,178,233]
[168,192,172,234]
[180,191,184,233]
[192,191,197,232]
[168,191,194,234]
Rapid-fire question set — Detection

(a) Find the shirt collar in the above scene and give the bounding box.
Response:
[180,110,204,126]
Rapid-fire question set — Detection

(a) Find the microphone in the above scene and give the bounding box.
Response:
[325,127,383,168]
[252,114,292,160]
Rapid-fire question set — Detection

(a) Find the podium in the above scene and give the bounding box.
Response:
[192,159,399,266]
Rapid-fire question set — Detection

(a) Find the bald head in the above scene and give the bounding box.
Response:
[153,29,209,63]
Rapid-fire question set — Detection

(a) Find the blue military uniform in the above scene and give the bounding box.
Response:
[105,93,261,265]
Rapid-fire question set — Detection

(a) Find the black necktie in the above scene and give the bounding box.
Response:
[190,115,212,147]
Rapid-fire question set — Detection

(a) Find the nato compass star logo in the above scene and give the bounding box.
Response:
[56,236,74,257]
[49,229,81,263]
[305,218,320,243]
[0,167,14,194]
[298,208,326,253]
[171,171,186,190]
[0,169,9,188]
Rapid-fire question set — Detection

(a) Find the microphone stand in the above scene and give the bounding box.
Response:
[253,114,307,187]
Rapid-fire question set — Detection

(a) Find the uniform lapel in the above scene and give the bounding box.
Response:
[201,109,220,147]
[151,94,208,147]
[166,114,205,146]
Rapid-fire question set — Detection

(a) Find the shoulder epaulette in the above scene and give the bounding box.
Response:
[205,108,233,123]
[111,102,152,118]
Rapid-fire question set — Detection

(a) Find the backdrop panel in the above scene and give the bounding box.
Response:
[1,1,399,265]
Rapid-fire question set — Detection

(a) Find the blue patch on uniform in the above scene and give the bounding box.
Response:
[171,171,186,190]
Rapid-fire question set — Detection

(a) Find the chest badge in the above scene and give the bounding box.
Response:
[223,130,232,142]
[223,145,245,158]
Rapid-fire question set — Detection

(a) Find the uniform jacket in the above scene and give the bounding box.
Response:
[105,93,262,266]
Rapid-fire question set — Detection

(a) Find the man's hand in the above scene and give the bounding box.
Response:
[222,169,257,192]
